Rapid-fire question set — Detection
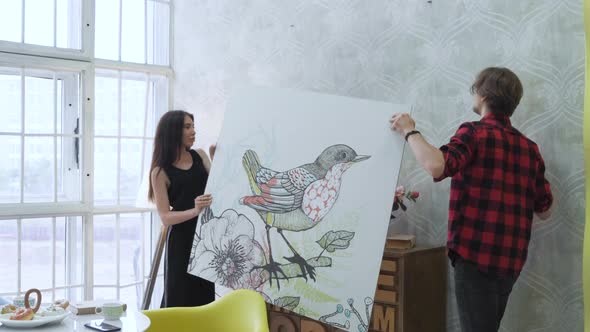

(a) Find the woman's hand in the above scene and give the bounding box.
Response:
[209,144,217,161]
[194,194,213,215]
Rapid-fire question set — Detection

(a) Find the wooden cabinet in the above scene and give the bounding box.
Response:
[267,246,447,332]
[371,246,447,332]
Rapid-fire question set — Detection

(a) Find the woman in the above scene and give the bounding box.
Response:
[148,110,216,308]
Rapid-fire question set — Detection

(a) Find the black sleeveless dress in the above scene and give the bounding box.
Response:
[160,149,215,308]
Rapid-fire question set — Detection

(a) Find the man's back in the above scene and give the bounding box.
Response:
[437,113,553,277]
[390,67,555,332]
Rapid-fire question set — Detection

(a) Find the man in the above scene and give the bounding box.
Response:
[390,67,553,332]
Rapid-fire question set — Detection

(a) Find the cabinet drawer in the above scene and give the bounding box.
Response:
[380,259,398,273]
[374,289,397,305]
[378,275,396,289]
[370,303,397,332]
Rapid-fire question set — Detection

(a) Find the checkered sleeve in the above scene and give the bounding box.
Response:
[533,150,553,213]
[434,122,476,182]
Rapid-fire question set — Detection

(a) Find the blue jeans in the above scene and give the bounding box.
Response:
[453,255,517,332]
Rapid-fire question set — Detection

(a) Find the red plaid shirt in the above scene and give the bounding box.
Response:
[435,114,553,277]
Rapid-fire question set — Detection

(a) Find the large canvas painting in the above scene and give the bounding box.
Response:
[188,86,406,331]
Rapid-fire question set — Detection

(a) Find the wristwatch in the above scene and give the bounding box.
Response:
[404,130,421,141]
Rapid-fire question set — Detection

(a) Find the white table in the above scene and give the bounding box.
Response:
[0,310,151,332]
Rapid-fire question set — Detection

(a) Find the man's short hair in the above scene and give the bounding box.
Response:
[470,67,523,116]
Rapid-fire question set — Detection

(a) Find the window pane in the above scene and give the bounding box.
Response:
[142,214,154,279]
[148,75,168,137]
[0,0,22,43]
[120,285,142,311]
[24,136,54,202]
[95,0,120,60]
[120,214,143,286]
[3,0,81,49]
[55,286,83,304]
[0,220,17,294]
[55,216,83,289]
[71,216,84,286]
[143,139,154,176]
[94,287,117,301]
[0,69,22,133]
[25,72,55,134]
[94,138,118,205]
[21,218,53,291]
[55,218,66,287]
[94,215,117,285]
[121,0,145,63]
[56,0,69,48]
[56,0,82,49]
[0,136,21,203]
[57,137,81,202]
[95,73,119,136]
[39,290,53,304]
[135,147,152,209]
[147,1,169,65]
[121,75,146,137]
[24,0,54,47]
[120,139,143,205]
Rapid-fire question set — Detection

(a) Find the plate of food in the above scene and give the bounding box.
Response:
[0,297,71,328]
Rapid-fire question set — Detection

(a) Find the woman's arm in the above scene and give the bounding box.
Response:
[209,144,216,162]
[196,149,212,174]
[151,167,198,226]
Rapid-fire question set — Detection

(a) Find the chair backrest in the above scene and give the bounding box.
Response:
[143,289,270,332]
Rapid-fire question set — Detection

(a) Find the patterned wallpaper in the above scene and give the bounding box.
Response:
[172,1,585,330]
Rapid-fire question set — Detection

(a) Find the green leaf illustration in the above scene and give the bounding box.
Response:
[274,296,300,311]
[316,230,355,256]
[310,256,332,267]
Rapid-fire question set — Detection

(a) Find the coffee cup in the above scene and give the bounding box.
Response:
[95,303,124,320]
[13,296,35,308]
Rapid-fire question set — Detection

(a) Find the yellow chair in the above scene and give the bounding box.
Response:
[142,289,270,332]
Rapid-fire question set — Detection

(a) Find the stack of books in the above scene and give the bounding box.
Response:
[385,234,416,250]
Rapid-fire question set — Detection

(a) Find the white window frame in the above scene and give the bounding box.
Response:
[0,0,93,61]
[0,67,82,205]
[0,0,174,304]
[0,53,94,218]
[93,68,165,209]
[0,216,85,303]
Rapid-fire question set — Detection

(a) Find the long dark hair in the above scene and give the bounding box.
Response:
[148,110,194,201]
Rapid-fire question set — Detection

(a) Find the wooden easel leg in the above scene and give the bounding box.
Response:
[141,225,168,310]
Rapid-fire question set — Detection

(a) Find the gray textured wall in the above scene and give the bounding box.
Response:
[172,1,585,330]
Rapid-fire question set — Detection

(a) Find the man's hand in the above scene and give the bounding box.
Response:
[536,207,553,220]
[389,113,416,135]
[389,112,445,178]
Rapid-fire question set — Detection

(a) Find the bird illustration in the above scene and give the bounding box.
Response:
[240,144,370,288]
